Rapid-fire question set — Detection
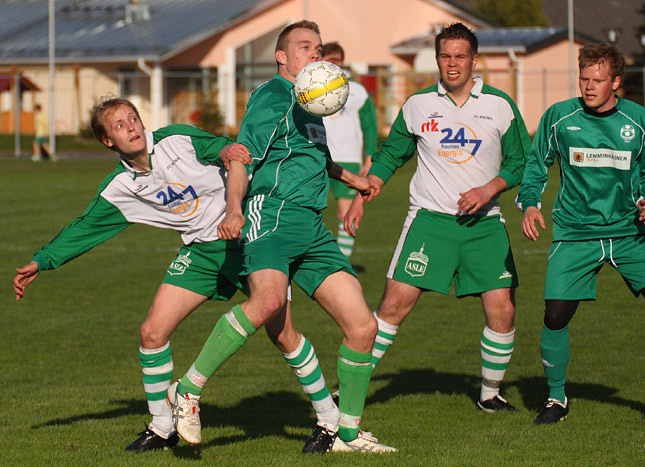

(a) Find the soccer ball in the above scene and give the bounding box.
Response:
[294,61,349,117]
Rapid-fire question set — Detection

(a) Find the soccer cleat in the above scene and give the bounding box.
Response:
[477,395,520,413]
[302,424,338,454]
[335,430,397,453]
[534,397,569,425]
[124,425,179,453]
[166,381,202,445]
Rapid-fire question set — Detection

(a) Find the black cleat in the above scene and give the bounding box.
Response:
[534,398,569,425]
[125,426,179,453]
[302,425,338,454]
[477,395,520,413]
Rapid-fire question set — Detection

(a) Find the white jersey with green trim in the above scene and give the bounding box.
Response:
[370,77,530,217]
[33,125,232,271]
[323,79,375,164]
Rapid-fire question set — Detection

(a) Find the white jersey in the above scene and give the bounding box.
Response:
[33,125,232,271]
[323,79,378,164]
[102,129,227,244]
[370,77,530,217]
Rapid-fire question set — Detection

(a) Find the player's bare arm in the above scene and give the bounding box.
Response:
[13,261,40,301]
[522,206,546,241]
[327,161,379,200]
[344,195,365,238]
[638,198,645,223]
[219,143,252,170]
[458,176,507,215]
[218,161,248,240]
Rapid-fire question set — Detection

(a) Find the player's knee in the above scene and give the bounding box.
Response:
[139,320,170,348]
[345,314,378,350]
[249,293,286,322]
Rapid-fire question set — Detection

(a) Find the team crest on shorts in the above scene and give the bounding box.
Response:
[168,252,191,276]
[405,244,428,277]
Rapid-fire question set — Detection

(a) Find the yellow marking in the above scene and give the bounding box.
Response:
[297,74,348,104]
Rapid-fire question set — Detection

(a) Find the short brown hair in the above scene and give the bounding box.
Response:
[90,97,142,150]
[578,43,624,82]
[275,20,320,53]
[435,22,478,56]
[322,41,344,60]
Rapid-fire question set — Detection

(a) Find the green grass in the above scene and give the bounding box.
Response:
[1,158,643,466]
[0,134,112,155]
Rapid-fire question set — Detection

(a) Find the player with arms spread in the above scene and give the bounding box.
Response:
[346,23,531,412]
[169,20,395,454]
[517,43,645,425]
[13,98,340,453]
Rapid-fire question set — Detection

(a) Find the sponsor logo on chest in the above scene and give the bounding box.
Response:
[420,118,483,164]
[569,147,631,170]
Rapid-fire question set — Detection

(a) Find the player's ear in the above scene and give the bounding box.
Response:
[612,75,621,91]
[472,53,478,68]
[276,49,287,66]
[102,136,114,148]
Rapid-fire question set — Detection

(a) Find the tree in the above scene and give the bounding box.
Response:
[472,0,548,27]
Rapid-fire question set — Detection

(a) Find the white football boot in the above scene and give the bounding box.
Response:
[333,430,397,453]
[166,381,202,445]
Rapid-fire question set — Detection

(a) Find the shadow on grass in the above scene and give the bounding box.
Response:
[368,369,645,417]
[32,390,316,457]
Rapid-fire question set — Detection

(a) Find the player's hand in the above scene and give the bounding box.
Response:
[218,211,245,239]
[220,143,251,170]
[522,206,546,241]
[13,261,39,301]
[638,199,645,223]
[457,185,494,215]
[344,195,365,237]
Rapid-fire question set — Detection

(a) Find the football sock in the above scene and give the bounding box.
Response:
[371,312,399,368]
[540,324,569,403]
[480,326,515,401]
[178,305,256,396]
[336,344,373,442]
[283,335,339,431]
[337,221,355,258]
[139,342,174,438]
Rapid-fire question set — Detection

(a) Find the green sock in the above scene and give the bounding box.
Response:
[337,344,373,442]
[540,324,570,403]
[178,305,256,396]
[371,312,398,368]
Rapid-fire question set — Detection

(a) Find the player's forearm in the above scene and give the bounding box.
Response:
[225,161,249,214]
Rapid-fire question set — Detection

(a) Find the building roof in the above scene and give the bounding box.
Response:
[392,26,594,55]
[447,0,643,61]
[0,0,283,64]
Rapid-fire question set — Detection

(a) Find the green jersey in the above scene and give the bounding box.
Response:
[517,97,645,241]
[236,74,331,211]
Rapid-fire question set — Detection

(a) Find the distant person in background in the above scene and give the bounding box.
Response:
[322,42,378,262]
[32,104,53,161]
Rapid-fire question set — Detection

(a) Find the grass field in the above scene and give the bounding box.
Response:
[1,157,643,466]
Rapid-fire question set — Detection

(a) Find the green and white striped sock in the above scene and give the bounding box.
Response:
[371,312,399,368]
[337,221,355,258]
[283,335,339,430]
[480,326,514,401]
[139,342,174,438]
[337,345,373,442]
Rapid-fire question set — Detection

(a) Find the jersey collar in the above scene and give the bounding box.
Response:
[438,76,483,101]
[119,130,154,180]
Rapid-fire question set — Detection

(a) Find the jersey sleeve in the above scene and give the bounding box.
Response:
[516,107,558,210]
[368,106,417,184]
[236,86,289,175]
[498,101,532,190]
[359,95,378,156]
[153,124,233,167]
[32,181,132,271]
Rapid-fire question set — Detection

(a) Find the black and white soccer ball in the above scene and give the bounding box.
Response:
[294,61,349,117]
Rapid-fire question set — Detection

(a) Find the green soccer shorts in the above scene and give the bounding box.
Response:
[544,235,645,300]
[389,208,518,297]
[162,239,247,300]
[329,162,360,200]
[241,194,355,296]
